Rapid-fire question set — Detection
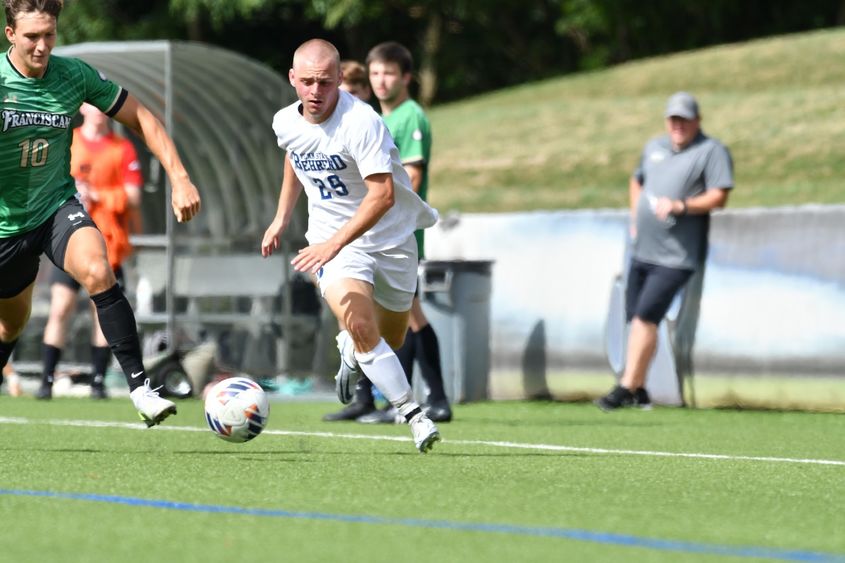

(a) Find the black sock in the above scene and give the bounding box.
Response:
[0,338,18,367]
[0,338,20,389]
[90,346,111,387]
[41,343,62,386]
[90,284,145,392]
[394,328,415,385]
[0,339,18,380]
[415,324,448,403]
[353,377,375,405]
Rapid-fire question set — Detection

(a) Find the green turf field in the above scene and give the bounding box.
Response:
[1,397,843,562]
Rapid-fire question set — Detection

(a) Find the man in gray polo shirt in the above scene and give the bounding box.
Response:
[597,92,734,411]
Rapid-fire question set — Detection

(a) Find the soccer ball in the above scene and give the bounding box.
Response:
[204,377,270,443]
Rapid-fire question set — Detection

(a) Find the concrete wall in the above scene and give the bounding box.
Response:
[425,206,845,379]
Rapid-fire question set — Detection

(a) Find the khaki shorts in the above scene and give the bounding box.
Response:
[316,235,418,312]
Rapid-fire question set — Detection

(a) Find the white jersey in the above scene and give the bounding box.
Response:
[272,90,438,251]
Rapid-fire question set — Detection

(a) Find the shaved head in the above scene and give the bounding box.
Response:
[289,39,342,124]
[292,39,340,73]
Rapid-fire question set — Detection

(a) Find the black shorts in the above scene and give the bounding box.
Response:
[0,197,98,298]
[50,263,125,293]
[625,259,694,325]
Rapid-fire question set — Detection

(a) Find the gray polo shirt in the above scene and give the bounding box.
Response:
[632,131,733,270]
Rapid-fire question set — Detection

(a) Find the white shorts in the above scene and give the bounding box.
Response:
[316,235,418,312]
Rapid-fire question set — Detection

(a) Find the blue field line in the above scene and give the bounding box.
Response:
[2,489,843,562]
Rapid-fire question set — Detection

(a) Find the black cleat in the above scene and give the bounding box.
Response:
[633,387,652,410]
[423,399,453,423]
[35,384,53,401]
[90,385,109,400]
[595,385,635,412]
[322,401,375,422]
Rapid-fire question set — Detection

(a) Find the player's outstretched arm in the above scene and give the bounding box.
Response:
[262,153,304,258]
[112,94,201,223]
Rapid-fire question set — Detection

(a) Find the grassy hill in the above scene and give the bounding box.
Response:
[428,28,845,212]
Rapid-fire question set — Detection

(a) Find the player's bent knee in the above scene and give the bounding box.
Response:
[346,320,380,352]
[0,315,30,341]
[46,311,68,328]
[76,259,116,294]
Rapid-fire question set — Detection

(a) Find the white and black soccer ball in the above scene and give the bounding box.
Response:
[204,377,270,443]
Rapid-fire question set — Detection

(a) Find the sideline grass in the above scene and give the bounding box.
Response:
[1,397,843,562]
[429,29,845,212]
[489,370,845,412]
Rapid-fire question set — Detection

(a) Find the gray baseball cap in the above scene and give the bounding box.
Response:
[664,91,699,119]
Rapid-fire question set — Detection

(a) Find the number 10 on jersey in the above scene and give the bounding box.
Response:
[18,138,49,168]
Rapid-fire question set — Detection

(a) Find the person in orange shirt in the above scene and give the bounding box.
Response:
[36,103,143,400]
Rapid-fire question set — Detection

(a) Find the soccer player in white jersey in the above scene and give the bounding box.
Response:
[261,39,441,453]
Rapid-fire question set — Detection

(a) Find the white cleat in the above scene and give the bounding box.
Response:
[130,379,177,427]
[409,411,441,454]
[335,331,360,405]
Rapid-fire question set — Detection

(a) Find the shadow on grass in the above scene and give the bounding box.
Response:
[424,451,590,459]
[464,416,665,429]
[170,448,589,459]
[174,450,318,459]
[3,447,105,454]
[0,446,598,460]
[0,446,314,459]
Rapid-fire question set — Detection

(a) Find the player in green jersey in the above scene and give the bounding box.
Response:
[0,0,201,425]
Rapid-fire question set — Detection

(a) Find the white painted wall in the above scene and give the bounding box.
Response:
[425,206,845,376]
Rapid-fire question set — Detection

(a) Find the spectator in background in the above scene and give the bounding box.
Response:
[339,60,371,102]
[37,103,143,400]
[597,92,733,410]
[323,43,452,424]
[0,0,200,425]
[261,39,441,452]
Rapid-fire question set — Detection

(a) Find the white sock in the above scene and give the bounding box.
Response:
[355,338,420,419]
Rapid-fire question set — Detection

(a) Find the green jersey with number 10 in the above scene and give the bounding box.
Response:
[0,51,125,237]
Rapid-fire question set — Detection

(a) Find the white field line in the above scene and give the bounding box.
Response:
[1,416,843,467]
